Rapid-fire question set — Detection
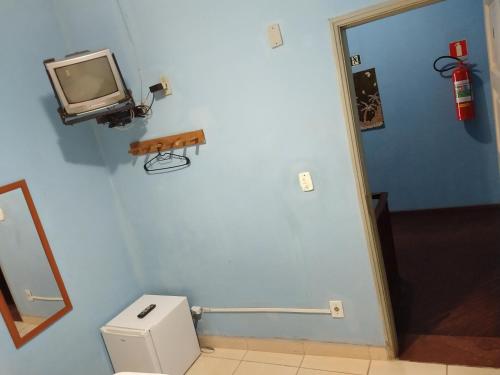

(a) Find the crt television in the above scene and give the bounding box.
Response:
[44,49,131,121]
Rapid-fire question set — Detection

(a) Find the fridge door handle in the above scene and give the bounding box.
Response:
[101,327,147,337]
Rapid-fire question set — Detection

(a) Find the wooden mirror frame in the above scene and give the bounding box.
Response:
[0,180,72,348]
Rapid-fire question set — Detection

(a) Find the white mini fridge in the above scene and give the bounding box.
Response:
[101,295,200,375]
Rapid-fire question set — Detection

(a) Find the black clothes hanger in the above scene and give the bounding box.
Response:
[144,148,191,173]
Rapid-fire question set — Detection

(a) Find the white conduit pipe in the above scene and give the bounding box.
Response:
[198,307,331,315]
[30,296,63,302]
[25,289,63,302]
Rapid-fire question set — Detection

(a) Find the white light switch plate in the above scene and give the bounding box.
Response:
[267,24,283,48]
[298,172,314,192]
[0,208,4,222]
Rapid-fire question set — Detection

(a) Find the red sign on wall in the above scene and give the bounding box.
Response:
[449,40,468,58]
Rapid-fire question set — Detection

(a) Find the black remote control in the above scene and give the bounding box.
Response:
[137,304,156,319]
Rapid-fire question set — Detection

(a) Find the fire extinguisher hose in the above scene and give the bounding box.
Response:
[433,55,463,73]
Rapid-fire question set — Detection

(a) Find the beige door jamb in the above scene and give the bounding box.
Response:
[484,0,500,171]
[329,0,444,359]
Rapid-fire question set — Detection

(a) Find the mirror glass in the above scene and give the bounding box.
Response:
[0,180,71,348]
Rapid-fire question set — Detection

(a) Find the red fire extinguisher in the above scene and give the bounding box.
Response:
[434,56,475,121]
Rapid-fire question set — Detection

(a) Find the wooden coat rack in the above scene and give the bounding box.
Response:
[129,129,206,156]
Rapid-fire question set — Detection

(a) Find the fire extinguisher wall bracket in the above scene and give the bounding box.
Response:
[433,55,475,122]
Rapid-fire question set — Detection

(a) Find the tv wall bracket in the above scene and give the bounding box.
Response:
[57,93,136,128]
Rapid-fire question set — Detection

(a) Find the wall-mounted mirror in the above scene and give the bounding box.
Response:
[0,180,71,348]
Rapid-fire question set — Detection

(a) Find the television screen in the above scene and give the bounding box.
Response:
[45,49,128,116]
[55,56,119,104]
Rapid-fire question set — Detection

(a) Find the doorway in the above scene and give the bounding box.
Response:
[0,266,21,321]
[331,0,500,367]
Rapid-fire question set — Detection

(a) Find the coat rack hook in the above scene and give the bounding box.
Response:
[129,129,206,156]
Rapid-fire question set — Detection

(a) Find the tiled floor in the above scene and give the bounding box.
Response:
[186,348,500,375]
[14,315,46,337]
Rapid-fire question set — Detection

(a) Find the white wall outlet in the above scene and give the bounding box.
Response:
[160,75,173,96]
[267,24,283,48]
[329,300,344,318]
[0,208,4,222]
[298,172,314,192]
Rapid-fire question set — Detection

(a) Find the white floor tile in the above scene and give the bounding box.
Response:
[301,355,370,374]
[202,347,247,360]
[186,355,240,375]
[188,344,500,375]
[246,338,304,354]
[244,350,303,367]
[369,360,446,375]
[298,368,351,375]
[448,365,500,375]
[235,361,298,375]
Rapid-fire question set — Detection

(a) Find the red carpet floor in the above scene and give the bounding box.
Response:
[399,334,500,368]
[390,205,500,367]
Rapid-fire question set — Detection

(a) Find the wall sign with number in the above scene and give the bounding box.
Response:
[351,55,361,66]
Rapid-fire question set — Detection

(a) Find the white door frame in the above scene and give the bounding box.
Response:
[329,0,445,359]
[484,0,500,169]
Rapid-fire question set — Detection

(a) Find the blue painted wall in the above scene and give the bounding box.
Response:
[54,0,389,346]
[346,0,499,211]
[0,2,142,375]
[10,0,484,373]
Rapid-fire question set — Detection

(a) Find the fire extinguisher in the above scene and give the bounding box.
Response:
[433,56,475,121]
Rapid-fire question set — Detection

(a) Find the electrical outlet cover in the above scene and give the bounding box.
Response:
[267,24,283,48]
[329,300,345,318]
[298,172,314,192]
[160,75,173,96]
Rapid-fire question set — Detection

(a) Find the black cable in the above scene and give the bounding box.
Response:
[433,55,463,73]
[134,95,155,118]
[145,95,155,114]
